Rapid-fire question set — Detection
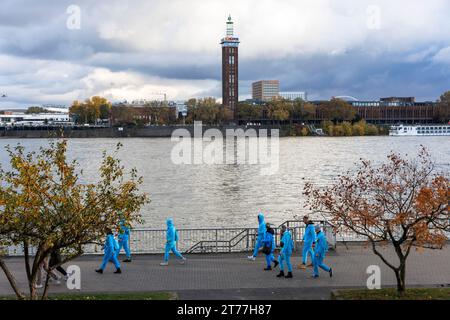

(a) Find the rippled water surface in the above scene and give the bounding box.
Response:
[0,136,448,228]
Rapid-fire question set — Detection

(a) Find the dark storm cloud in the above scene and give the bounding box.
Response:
[0,0,450,107]
[239,50,450,101]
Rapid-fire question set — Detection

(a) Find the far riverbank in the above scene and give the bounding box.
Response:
[0,124,389,139]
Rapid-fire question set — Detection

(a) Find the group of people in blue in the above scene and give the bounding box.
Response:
[95,212,332,280]
[96,217,186,273]
[248,213,332,278]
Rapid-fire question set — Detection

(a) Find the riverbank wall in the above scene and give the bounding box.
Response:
[0,125,288,138]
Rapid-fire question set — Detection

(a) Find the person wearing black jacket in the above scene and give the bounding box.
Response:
[262,223,279,270]
[49,249,68,280]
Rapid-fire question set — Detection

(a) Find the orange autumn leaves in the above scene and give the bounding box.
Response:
[303,146,448,293]
[0,139,149,299]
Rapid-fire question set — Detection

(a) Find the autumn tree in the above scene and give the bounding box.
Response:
[217,106,234,124]
[185,98,221,125]
[304,147,449,295]
[198,98,220,125]
[0,140,149,300]
[237,103,263,120]
[70,96,112,124]
[300,102,317,121]
[266,98,291,122]
[111,105,138,126]
[317,98,356,123]
[25,106,47,114]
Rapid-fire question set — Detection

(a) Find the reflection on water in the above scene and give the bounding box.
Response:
[0,136,448,228]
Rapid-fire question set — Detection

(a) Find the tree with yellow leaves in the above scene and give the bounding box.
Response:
[70,96,112,124]
[304,147,449,295]
[0,140,149,300]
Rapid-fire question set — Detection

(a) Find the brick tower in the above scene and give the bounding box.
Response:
[221,15,239,121]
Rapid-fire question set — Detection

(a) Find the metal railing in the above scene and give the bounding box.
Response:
[3,220,338,256]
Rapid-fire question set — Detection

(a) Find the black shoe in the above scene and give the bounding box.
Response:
[273,260,279,269]
[114,268,122,274]
[276,271,285,278]
[285,272,293,278]
[329,268,333,278]
[123,259,132,263]
[95,269,103,274]
[264,267,272,271]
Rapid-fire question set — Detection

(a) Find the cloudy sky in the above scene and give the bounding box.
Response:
[0,0,450,108]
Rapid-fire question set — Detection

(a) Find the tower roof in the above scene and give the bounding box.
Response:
[221,15,239,46]
[226,15,234,36]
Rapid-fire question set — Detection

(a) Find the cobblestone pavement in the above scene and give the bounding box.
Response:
[1,245,449,299]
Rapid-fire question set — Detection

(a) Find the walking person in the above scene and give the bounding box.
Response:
[49,249,68,281]
[96,229,122,274]
[160,218,186,266]
[262,223,279,271]
[248,212,266,261]
[117,219,132,262]
[312,225,333,278]
[299,215,316,269]
[35,254,60,289]
[276,225,294,278]
[110,231,120,262]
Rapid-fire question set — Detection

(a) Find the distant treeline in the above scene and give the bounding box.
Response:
[321,120,388,136]
[287,120,387,136]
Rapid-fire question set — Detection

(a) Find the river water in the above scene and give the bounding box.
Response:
[0,136,448,228]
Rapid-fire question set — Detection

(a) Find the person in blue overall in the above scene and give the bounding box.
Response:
[299,215,316,269]
[110,232,120,262]
[248,213,266,261]
[160,218,186,266]
[312,225,333,278]
[276,225,294,278]
[96,229,121,274]
[262,223,279,270]
[117,220,132,262]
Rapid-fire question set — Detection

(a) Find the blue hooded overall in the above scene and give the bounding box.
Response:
[278,229,294,272]
[118,220,131,259]
[164,218,184,262]
[302,222,316,265]
[252,213,266,257]
[313,230,331,277]
[100,233,121,270]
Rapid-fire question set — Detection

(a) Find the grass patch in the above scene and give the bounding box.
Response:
[0,292,175,300]
[332,288,450,300]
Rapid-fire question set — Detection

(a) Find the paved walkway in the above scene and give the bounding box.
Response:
[1,245,449,299]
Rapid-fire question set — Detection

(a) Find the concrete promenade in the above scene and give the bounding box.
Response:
[1,245,449,299]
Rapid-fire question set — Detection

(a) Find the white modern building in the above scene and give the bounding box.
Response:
[0,113,73,126]
[174,101,187,117]
[279,91,308,101]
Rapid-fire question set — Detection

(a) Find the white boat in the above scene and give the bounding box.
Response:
[389,124,450,136]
